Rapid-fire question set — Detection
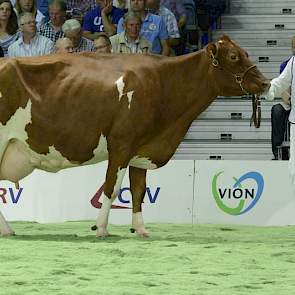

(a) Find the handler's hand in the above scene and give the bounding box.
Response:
[281,91,291,105]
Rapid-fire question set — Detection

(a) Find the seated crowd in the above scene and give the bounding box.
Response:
[0,0,226,58]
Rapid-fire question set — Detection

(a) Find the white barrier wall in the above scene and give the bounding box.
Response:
[194,161,295,226]
[1,160,295,226]
[1,160,194,225]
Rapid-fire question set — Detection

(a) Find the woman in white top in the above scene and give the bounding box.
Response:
[0,0,19,56]
[15,0,45,29]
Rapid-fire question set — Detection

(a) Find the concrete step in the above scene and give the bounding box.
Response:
[243,47,291,63]
[230,7,294,15]
[221,15,295,30]
[185,119,271,141]
[213,30,295,47]
[230,3,295,15]
[231,0,295,4]
[257,63,280,79]
[198,99,277,120]
[174,139,273,160]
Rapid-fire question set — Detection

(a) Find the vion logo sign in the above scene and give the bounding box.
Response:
[212,171,264,215]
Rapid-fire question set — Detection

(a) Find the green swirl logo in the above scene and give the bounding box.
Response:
[212,171,264,215]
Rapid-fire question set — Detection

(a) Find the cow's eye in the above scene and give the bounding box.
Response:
[230,54,238,61]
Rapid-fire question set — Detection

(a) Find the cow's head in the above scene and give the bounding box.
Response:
[206,35,269,96]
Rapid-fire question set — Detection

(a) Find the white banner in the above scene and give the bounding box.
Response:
[194,160,295,226]
[1,160,194,225]
[2,160,295,226]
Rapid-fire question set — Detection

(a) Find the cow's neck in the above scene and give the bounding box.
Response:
[160,50,219,127]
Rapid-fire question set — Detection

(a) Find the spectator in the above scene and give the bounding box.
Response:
[8,12,54,56]
[9,0,49,17]
[83,0,125,40]
[15,0,45,29]
[55,37,73,53]
[110,11,150,53]
[0,0,19,56]
[160,0,186,29]
[93,33,111,53]
[39,0,66,43]
[113,0,128,9]
[160,0,186,55]
[270,36,295,160]
[66,0,96,23]
[37,0,49,19]
[145,0,180,48]
[62,18,94,52]
[117,0,169,55]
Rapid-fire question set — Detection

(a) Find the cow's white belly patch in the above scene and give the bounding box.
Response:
[129,156,157,170]
[0,100,155,184]
[0,100,109,183]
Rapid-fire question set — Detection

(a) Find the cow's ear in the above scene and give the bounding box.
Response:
[206,42,217,57]
[220,34,231,42]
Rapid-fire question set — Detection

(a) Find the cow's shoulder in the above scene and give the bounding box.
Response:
[0,58,32,125]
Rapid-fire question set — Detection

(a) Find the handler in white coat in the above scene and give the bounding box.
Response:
[263,56,295,181]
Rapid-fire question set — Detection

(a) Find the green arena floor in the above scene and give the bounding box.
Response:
[1,222,295,295]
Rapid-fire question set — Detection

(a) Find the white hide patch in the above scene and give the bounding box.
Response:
[96,167,127,234]
[36,146,76,172]
[0,99,32,163]
[129,156,157,170]
[132,212,144,228]
[127,91,134,109]
[29,134,109,172]
[0,92,2,98]
[0,100,110,181]
[83,134,108,165]
[113,167,127,197]
[96,194,112,224]
[115,76,135,109]
[0,211,14,235]
[115,76,125,101]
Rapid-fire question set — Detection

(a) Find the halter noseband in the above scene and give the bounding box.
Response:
[209,50,256,95]
[209,46,261,128]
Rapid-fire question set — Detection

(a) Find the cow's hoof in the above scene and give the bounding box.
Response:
[96,228,110,238]
[135,228,150,238]
[91,225,97,231]
[1,231,15,237]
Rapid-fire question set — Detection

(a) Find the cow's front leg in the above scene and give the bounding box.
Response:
[96,159,128,237]
[0,211,15,236]
[129,167,149,238]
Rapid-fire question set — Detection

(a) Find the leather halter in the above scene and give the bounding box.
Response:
[209,48,261,128]
[210,50,257,95]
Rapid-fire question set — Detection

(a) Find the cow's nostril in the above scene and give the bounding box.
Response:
[262,81,270,89]
[262,81,270,87]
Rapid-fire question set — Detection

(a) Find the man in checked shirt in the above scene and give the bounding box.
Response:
[39,0,67,44]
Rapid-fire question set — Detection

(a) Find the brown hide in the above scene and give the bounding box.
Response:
[0,37,268,168]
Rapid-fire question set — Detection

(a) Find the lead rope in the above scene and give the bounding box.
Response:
[250,94,261,128]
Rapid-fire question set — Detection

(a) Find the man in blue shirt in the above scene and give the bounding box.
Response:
[117,0,170,55]
[83,0,125,40]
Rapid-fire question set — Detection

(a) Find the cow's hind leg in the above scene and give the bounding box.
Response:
[95,157,128,237]
[0,211,15,236]
[129,167,149,238]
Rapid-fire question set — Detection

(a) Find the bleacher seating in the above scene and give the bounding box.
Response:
[174,0,295,160]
